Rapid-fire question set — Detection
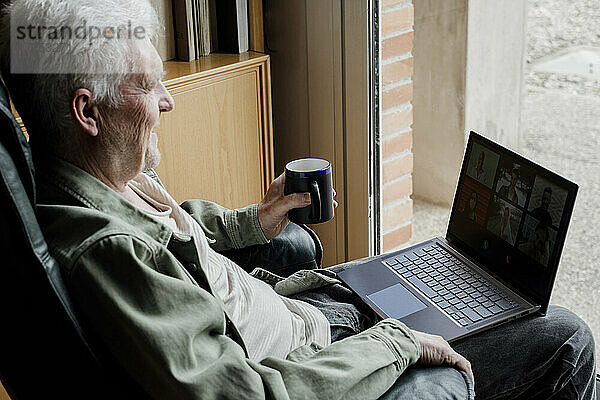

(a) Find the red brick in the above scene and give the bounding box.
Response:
[383,175,413,204]
[382,130,412,160]
[382,152,413,182]
[382,57,413,86]
[382,82,413,112]
[382,0,410,9]
[383,224,412,252]
[382,4,414,36]
[382,31,413,61]
[382,105,413,135]
[382,199,413,232]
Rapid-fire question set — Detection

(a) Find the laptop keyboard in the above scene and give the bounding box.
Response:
[383,243,518,327]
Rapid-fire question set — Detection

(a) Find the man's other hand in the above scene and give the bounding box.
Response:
[258,173,337,240]
[412,330,475,387]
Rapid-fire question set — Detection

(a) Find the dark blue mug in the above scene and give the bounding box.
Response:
[284,158,334,224]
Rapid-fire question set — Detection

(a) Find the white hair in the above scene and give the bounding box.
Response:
[0,0,160,149]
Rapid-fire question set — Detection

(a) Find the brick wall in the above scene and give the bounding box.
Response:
[380,0,414,252]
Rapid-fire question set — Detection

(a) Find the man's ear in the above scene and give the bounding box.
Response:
[71,88,100,137]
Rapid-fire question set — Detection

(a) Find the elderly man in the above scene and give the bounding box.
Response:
[0,1,596,399]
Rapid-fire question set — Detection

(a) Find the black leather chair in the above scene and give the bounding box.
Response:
[0,84,153,399]
[0,80,323,399]
[218,221,323,276]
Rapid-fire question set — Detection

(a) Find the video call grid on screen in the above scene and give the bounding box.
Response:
[459,138,568,266]
[447,132,577,305]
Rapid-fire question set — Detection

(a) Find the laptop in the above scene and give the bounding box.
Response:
[337,131,578,341]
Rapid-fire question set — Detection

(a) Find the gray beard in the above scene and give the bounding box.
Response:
[142,146,161,172]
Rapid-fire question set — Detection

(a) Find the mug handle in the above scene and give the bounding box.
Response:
[309,181,321,222]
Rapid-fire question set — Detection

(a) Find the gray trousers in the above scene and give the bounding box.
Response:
[293,284,596,400]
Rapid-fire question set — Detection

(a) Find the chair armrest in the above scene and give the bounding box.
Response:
[143,169,324,276]
[218,222,323,277]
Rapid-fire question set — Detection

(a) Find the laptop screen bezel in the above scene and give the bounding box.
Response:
[445,131,578,314]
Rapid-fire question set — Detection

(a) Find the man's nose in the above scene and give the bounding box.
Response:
[159,83,175,113]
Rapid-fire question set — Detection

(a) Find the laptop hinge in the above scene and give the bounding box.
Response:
[441,236,540,309]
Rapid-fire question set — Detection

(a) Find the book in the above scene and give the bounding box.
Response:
[193,0,200,58]
[208,0,219,51]
[248,0,264,52]
[197,0,212,56]
[149,0,177,61]
[172,0,196,61]
[215,0,249,54]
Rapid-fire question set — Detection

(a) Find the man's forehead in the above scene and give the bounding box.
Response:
[149,49,164,77]
[148,60,165,81]
[131,38,163,75]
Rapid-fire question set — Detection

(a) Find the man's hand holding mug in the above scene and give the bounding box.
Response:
[258,158,336,239]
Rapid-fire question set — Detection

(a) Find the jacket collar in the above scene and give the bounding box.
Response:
[35,154,173,246]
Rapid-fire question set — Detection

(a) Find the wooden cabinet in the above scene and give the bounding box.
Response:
[155,52,274,208]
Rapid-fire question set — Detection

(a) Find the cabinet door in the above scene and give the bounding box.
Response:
[155,56,273,209]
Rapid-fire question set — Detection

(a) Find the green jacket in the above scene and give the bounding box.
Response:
[35,156,421,400]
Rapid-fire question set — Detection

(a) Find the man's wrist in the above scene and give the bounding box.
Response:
[224,204,269,248]
[368,319,421,368]
[249,203,270,244]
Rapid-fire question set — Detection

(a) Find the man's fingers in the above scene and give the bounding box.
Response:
[263,173,286,201]
[412,330,474,389]
[450,353,474,387]
[272,173,285,189]
[282,192,311,212]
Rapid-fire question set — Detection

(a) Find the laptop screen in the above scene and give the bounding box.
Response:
[446,132,578,311]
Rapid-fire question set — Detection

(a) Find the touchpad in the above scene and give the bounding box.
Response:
[367,283,427,320]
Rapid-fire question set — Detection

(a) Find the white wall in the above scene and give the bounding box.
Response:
[413,0,469,205]
[412,0,526,206]
[465,0,527,150]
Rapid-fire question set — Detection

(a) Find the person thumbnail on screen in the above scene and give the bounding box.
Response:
[528,176,568,229]
[495,161,532,208]
[456,179,490,228]
[531,187,553,226]
[487,195,523,246]
[517,214,556,267]
[461,191,479,223]
[466,142,500,189]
